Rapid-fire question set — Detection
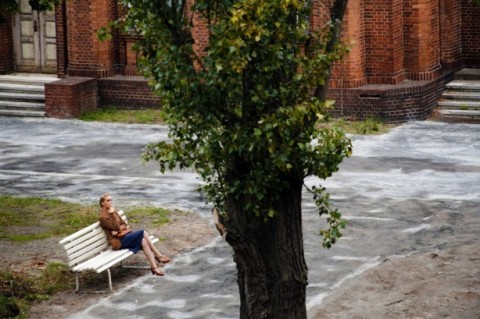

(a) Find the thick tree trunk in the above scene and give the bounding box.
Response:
[224,177,308,319]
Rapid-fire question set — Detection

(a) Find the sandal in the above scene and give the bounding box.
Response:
[155,255,171,264]
[150,267,165,276]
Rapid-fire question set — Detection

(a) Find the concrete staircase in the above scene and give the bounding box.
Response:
[436,68,480,122]
[0,73,58,117]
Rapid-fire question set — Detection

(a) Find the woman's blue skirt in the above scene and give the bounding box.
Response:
[120,230,144,253]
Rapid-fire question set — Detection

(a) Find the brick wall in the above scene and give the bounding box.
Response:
[65,0,116,77]
[328,72,454,123]
[98,76,160,108]
[403,0,442,80]
[330,0,367,89]
[45,77,98,118]
[190,0,209,62]
[0,14,14,73]
[462,1,480,67]
[55,3,67,77]
[117,35,140,76]
[440,0,462,71]
[310,0,332,28]
[364,0,405,84]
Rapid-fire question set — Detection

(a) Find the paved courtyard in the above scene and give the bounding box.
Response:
[0,117,478,318]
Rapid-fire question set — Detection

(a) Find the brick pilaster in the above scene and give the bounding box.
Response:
[65,0,116,78]
[330,0,367,88]
[0,14,14,74]
[55,3,67,77]
[461,0,480,68]
[439,0,462,71]
[404,0,442,80]
[364,0,405,84]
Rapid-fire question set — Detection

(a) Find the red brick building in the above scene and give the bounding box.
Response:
[0,0,479,122]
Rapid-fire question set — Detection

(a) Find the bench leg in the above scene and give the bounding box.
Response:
[107,269,113,292]
[75,273,80,292]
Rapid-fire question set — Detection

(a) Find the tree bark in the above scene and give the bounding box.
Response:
[224,177,308,319]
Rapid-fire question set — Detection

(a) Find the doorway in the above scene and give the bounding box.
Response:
[12,0,57,73]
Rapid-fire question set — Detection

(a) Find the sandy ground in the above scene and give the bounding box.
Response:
[311,244,480,319]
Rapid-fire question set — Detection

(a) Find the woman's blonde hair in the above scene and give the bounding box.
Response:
[99,193,111,207]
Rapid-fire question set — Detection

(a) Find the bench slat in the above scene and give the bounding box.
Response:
[72,249,121,271]
[73,249,132,272]
[95,251,135,273]
[59,221,100,244]
[68,242,109,267]
[62,230,106,252]
[149,235,159,244]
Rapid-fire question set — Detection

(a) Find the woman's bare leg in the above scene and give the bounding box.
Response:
[141,238,157,268]
[143,231,169,261]
[141,239,164,275]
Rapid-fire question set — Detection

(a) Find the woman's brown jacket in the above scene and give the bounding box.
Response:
[99,210,126,250]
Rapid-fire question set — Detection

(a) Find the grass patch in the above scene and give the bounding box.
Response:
[0,263,75,318]
[0,195,98,242]
[126,206,173,225]
[78,106,395,136]
[79,106,165,124]
[3,233,51,242]
[330,117,394,135]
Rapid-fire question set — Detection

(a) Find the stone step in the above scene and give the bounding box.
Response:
[0,73,53,118]
[0,91,45,102]
[0,82,45,94]
[0,73,57,86]
[441,91,480,101]
[437,109,480,122]
[435,68,480,123]
[0,100,45,111]
[445,80,480,91]
[437,100,480,109]
[454,68,480,81]
[0,109,45,117]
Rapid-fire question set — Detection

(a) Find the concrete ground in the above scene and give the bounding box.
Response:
[0,117,478,318]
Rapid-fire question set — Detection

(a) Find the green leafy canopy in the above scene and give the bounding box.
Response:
[1,0,60,23]
[115,0,352,247]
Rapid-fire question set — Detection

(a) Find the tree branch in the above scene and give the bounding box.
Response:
[314,0,349,100]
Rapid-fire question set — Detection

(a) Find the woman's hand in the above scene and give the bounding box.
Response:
[111,230,118,236]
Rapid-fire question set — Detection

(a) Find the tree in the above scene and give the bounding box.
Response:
[0,0,59,23]
[0,0,18,24]
[110,0,351,317]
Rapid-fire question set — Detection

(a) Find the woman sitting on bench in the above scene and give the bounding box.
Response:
[99,193,170,276]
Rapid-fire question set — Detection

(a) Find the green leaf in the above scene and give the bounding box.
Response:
[123,0,350,235]
[267,208,276,218]
[234,105,243,117]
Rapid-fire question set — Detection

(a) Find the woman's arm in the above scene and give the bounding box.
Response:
[100,214,120,231]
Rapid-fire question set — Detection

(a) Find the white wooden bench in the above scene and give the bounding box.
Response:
[59,210,158,292]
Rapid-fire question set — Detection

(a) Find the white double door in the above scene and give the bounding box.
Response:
[13,0,57,73]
